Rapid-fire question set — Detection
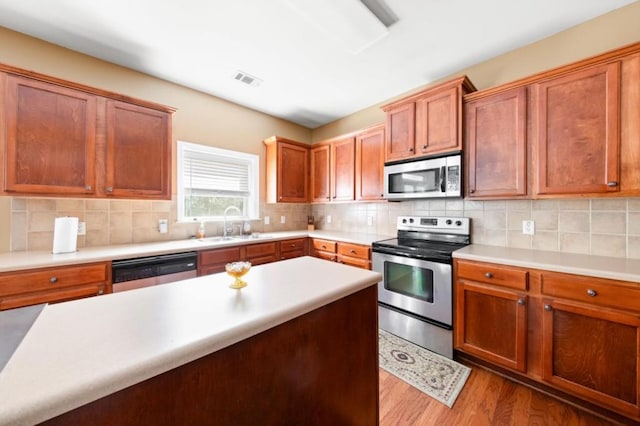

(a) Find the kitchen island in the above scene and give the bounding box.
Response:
[0,256,381,425]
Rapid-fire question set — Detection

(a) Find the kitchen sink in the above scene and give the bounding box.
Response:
[230,233,269,240]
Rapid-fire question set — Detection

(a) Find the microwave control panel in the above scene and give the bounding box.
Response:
[446,165,460,194]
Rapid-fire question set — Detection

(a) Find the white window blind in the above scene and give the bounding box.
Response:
[177,141,259,222]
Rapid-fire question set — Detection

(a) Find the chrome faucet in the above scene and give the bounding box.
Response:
[223,205,243,238]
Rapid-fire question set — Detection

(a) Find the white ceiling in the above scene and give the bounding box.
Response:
[0,0,636,128]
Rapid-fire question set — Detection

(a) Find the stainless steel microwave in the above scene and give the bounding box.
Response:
[383,153,462,200]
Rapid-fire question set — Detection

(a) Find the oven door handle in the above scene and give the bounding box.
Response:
[440,166,446,193]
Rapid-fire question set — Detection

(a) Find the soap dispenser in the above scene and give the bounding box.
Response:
[196,221,206,239]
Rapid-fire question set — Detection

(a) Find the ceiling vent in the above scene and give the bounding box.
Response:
[233,71,262,87]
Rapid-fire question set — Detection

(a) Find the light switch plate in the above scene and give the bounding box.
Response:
[326,215,332,224]
[264,216,270,225]
[280,215,286,224]
[77,222,86,236]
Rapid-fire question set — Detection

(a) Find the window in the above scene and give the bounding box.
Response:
[177,141,259,222]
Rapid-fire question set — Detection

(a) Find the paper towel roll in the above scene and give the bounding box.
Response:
[52,217,79,254]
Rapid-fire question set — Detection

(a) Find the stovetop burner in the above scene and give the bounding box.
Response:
[372,216,471,263]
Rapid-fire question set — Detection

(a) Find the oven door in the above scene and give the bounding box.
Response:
[373,251,452,326]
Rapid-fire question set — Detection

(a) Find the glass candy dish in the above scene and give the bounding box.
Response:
[225,261,251,289]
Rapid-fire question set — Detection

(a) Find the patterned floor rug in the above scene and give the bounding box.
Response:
[379,329,471,408]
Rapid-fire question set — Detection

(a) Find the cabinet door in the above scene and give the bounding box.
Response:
[105,100,171,198]
[310,144,331,202]
[278,142,308,202]
[355,126,384,201]
[542,299,640,417]
[331,137,355,201]
[466,87,527,198]
[4,75,96,195]
[455,280,528,372]
[535,62,620,195]
[384,103,415,161]
[415,86,459,155]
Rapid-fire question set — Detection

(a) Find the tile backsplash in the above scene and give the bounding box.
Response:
[311,198,640,259]
[10,196,640,259]
[10,197,310,252]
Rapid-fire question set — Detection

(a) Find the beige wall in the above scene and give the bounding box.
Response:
[311,1,640,142]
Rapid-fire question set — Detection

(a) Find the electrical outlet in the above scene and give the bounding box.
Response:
[264,216,270,225]
[326,215,332,224]
[367,216,374,226]
[77,222,86,236]
[280,215,286,224]
[158,219,168,234]
[522,220,535,235]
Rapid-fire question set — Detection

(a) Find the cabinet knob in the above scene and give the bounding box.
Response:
[278,196,283,201]
[98,290,104,295]
[484,272,493,279]
[105,186,114,193]
[607,181,618,187]
[587,289,597,297]
[544,304,552,311]
[85,185,92,191]
[49,277,58,284]
[291,244,296,248]
[470,189,476,194]
[350,249,357,254]
[421,145,427,150]
[517,299,525,305]
[321,245,326,249]
[408,147,414,153]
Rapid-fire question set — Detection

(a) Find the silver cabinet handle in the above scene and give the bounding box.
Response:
[98,290,104,295]
[49,277,58,284]
[607,181,618,187]
[485,272,493,279]
[85,185,92,191]
[587,289,597,297]
[517,299,525,305]
[544,304,552,311]
[105,186,114,192]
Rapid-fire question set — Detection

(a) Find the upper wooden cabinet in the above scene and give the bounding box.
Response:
[534,62,620,196]
[310,143,331,202]
[381,76,476,162]
[463,42,640,200]
[264,136,309,203]
[106,100,171,198]
[465,87,527,198]
[4,75,98,195]
[355,125,385,201]
[312,125,383,203]
[331,137,355,202]
[311,138,355,203]
[0,64,175,199]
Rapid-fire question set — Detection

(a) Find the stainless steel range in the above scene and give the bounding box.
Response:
[372,216,470,359]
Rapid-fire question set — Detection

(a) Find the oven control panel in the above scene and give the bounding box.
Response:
[397,216,470,235]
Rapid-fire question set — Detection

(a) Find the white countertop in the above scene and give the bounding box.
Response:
[0,256,381,425]
[0,230,393,273]
[454,244,640,283]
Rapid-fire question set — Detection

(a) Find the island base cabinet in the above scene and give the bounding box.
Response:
[43,286,379,426]
[454,280,527,373]
[541,299,640,418]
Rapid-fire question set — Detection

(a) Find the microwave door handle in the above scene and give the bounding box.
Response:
[440,166,446,193]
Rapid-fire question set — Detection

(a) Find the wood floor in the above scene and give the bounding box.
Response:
[379,364,621,425]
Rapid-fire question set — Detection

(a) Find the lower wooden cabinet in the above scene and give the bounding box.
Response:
[310,238,337,262]
[454,259,640,421]
[278,238,307,260]
[337,242,371,270]
[0,262,111,310]
[245,242,278,266]
[198,246,243,275]
[310,238,371,270]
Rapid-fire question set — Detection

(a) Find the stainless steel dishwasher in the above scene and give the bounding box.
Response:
[111,252,198,293]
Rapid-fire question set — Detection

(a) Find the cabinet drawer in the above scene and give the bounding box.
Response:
[541,271,640,312]
[198,247,242,271]
[337,242,370,260]
[0,283,109,311]
[246,242,277,258]
[0,263,109,297]
[338,256,371,270]
[311,238,337,253]
[314,251,337,262]
[280,238,306,253]
[456,260,528,291]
